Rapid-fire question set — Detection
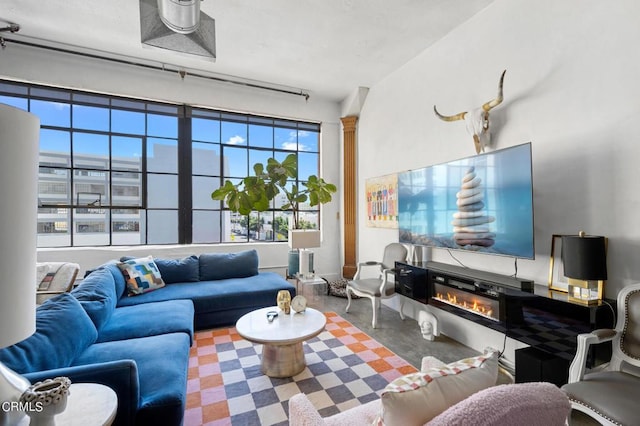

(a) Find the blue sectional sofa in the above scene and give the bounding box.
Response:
[0,249,295,426]
[115,250,297,330]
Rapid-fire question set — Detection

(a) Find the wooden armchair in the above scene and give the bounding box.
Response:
[36,262,80,304]
[562,283,640,425]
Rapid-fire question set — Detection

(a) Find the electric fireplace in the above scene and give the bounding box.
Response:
[429,270,507,323]
[432,281,500,322]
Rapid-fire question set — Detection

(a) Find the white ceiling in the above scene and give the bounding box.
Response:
[1,0,494,102]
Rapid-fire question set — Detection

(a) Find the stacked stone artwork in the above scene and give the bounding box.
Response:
[452,166,495,248]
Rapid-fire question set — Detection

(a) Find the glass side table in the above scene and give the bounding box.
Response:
[295,274,326,309]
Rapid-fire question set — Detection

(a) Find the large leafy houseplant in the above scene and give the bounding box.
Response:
[211,153,337,232]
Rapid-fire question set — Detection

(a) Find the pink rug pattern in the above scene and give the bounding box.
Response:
[184,311,417,425]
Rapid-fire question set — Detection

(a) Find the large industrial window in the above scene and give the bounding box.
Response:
[0,80,321,247]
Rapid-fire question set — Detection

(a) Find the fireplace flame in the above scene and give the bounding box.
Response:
[435,292,496,321]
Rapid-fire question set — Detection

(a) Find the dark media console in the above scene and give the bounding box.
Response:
[426,261,534,293]
[395,260,615,385]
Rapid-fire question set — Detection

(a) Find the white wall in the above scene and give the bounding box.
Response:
[357,0,640,357]
[0,43,343,279]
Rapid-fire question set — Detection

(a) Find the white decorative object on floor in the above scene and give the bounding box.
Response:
[418,310,439,341]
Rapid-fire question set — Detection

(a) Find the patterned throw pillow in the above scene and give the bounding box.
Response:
[117,255,166,296]
[375,350,498,425]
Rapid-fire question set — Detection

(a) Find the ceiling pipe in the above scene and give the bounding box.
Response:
[140,0,215,60]
[157,0,200,34]
[2,37,311,100]
[0,22,20,49]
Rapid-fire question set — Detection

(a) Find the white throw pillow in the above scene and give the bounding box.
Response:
[375,350,498,426]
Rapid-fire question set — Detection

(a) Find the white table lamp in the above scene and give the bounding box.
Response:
[0,104,39,425]
[288,230,320,278]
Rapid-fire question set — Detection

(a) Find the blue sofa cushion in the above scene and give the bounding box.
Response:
[97,300,195,344]
[0,293,98,373]
[71,267,117,331]
[98,261,128,299]
[72,333,190,426]
[155,255,199,284]
[199,249,259,281]
[117,271,294,310]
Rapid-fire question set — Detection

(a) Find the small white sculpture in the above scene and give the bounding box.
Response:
[418,310,439,341]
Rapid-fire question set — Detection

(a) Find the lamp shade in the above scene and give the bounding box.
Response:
[562,234,607,281]
[0,104,39,348]
[288,229,321,249]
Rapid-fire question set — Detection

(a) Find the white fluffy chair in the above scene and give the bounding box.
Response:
[36,262,80,304]
[288,382,570,426]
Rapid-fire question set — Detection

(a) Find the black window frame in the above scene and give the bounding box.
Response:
[0,79,322,247]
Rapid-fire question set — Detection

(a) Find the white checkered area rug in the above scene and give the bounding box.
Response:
[184,311,417,425]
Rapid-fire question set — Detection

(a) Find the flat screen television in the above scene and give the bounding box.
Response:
[398,142,534,259]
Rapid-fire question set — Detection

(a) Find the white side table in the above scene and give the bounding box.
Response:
[18,383,117,426]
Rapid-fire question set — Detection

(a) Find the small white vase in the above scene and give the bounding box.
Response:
[20,377,71,426]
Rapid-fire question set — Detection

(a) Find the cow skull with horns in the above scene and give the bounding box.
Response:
[434,70,506,154]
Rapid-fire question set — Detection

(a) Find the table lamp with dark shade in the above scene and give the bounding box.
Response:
[562,231,607,305]
[0,104,39,425]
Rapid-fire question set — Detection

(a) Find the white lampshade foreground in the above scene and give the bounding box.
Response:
[0,104,39,348]
[288,229,321,249]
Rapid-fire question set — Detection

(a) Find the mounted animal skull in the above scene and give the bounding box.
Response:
[434,70,506,154]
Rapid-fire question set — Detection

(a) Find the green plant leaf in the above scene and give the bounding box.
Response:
[280,154,298,177]
[237,193,253,215]
[210,153,335,222]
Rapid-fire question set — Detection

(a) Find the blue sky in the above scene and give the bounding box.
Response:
[2,95,319,177]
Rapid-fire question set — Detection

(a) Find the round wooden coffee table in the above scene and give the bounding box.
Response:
[236,306,326,377]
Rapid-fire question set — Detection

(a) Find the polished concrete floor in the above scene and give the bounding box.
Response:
[306,288,480,368]
[301,284,597,425]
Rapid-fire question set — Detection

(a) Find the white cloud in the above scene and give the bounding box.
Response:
[281,141,297,150]
[53,102,70,111]
[298,130,310,138]
[226,135,246,145]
